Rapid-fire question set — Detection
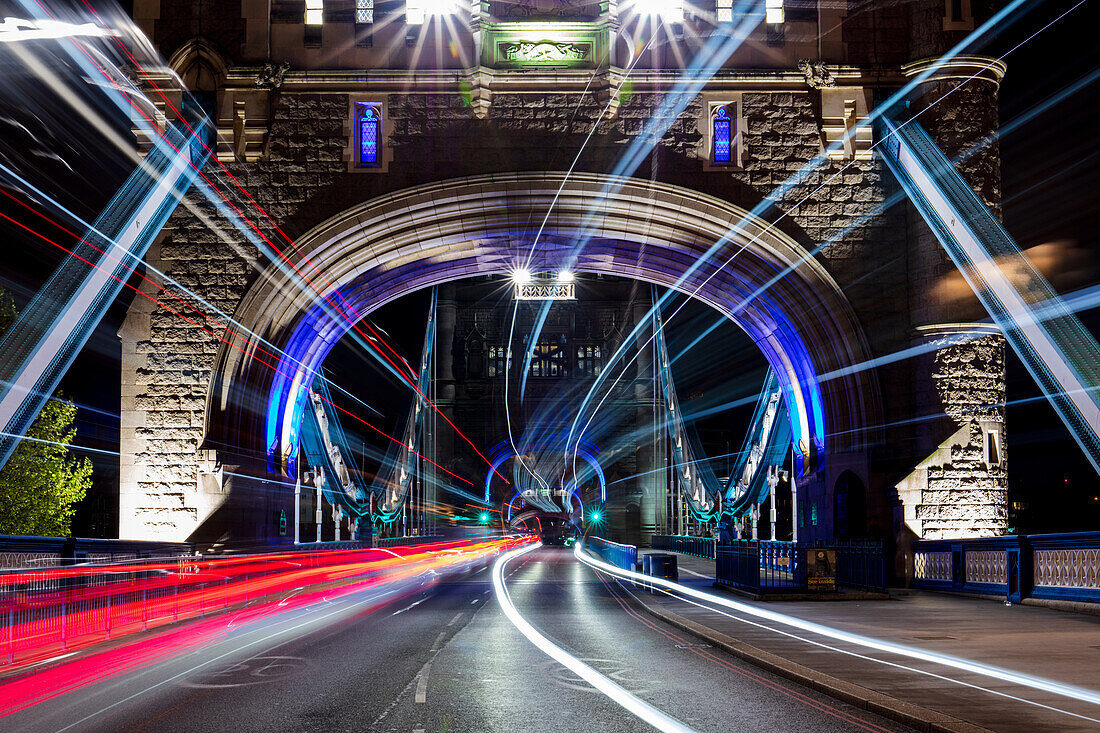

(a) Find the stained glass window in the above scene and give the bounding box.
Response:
[356,0,374,23]
[530,341,565,377]
[488,345,510,378]
[358,106,379,167]
[713,106,732,164]
[715,0,733,23]
[575,344,602,377]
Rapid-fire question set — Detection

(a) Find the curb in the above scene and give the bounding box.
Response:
[617,579,992,733]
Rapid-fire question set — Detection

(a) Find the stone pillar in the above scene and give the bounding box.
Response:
[894,56,1009,540]
[434,284,457,502]
[897,325,1007,538]
[632,297,657,547]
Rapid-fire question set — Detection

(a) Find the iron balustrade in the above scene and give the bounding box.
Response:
[717,540,885,594]
[0,541,514,668]
[912,532,1100,604]
[586,537,638,571]
[378,535,447,548]
[652,534,717,559]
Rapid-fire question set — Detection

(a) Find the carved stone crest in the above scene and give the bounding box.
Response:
[798,59,836,89]
[254,62,290,90]
[499,41,591,63]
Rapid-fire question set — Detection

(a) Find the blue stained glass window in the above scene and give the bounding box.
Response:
[713,106,732,163]
[356,0,374,23]
[359,106,378,166]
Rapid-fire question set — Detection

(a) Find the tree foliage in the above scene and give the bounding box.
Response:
[0,290,92,536]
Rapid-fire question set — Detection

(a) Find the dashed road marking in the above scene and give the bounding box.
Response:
[679,568,711,579]
[414,662,430,703]
[389,597,428,617]
[429,630,448,652]
[446,612,462,627]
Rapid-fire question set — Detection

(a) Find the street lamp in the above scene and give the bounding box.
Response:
[630,0,684,22]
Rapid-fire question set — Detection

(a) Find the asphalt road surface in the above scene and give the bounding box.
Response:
[6,547,910,733]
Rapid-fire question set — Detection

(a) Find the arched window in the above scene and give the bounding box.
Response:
[712,106,732,164]
[358,106,379,167]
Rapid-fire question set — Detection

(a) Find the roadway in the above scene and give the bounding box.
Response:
[4,547,908,732]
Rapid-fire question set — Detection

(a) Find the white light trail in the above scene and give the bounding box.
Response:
[0,17,116,42]
[493,543,698,733]
[575,545,1100,708]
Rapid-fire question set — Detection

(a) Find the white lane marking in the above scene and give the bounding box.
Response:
[446,612,463,627]
[16,651,77,671]
[429,631,448,652]
[679,567,710,579]
[389,597,428,617]
[471,598,479,604]
[494,543,697,733]
[414,728,424,733]
[414,662,431,703]
[618,578,1100,725]
[575,545,1100,709]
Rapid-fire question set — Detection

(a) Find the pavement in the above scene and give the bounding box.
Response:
[4,547,911,733]
[618,550,1100,733]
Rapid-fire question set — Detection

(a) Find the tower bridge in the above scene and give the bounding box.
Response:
[103,0,1020,548]
[5,2,1100,730]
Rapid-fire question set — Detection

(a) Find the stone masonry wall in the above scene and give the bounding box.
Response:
[120,86,905,540]
[919,334,1008,538]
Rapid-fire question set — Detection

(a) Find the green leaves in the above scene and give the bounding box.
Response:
[0,290,92,536]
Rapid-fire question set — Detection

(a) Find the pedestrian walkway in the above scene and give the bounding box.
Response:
[619,550,1100,732]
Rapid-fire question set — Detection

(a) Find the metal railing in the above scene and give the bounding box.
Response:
[378,535,446,548]
[912,532,1100,604]
[652,534,716,559]
[717,540,885,594]
[586,537,638,571]
[0,538,521,668]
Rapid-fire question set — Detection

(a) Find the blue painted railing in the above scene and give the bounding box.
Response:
[378,535,446,549]
[717,540,885,594]
[0,535,192,569]
[913,532,1100,604]
[652,534,716,559]
[586,537,638,571]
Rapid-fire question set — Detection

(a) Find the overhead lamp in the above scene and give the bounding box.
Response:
[407,0,458,25]
[556,270,575,283]
[512,268,533,284]
[765,0,785,24]
[630,0,684,22]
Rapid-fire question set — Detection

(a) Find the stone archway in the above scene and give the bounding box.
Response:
[208,172,879,467]
[130,171,883,543]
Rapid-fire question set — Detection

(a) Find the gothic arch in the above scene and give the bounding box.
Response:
[205,172,881,481]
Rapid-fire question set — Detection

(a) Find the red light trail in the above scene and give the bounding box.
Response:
[0,536,536,718]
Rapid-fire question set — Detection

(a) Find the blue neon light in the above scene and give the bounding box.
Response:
[359,107,379,166]
[713,107,731,163]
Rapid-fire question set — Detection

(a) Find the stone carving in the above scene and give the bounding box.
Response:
[500,41,591,63]
[798,59,835,89]
[254,62,290,90]
[491,0,599,19]
[964,550,1006,585]
[1034,548,1100,589]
